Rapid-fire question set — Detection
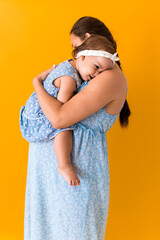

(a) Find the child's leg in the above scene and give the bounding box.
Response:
[54,130,80,186]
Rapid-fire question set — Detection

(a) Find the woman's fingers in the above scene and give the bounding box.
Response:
[34,65,56,83]
[41,66,55,80]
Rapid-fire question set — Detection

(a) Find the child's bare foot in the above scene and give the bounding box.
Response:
[58,163,80,186]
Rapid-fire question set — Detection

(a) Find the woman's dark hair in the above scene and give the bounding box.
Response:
[70,16,131,128]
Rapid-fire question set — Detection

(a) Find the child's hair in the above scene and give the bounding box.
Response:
[70,16,131,128]
[72,34,116,59]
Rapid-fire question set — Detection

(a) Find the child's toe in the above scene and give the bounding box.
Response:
[72,180,75,186]
[69,180,72,186]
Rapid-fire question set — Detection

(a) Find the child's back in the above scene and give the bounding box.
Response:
[20,60,82,143]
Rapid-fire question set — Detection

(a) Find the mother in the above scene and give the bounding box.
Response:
[24,17,131,240]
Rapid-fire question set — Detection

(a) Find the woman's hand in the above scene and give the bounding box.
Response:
[33,64,56,86]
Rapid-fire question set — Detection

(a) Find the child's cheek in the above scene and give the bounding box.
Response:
[82,66,87,75]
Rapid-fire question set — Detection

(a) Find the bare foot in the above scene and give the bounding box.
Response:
[58,163,80,186]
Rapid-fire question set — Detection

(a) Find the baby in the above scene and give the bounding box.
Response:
[20,35,119,186]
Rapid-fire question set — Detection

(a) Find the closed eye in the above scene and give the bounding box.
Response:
[95,65,99,69]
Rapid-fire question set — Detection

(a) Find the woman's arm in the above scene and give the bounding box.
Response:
[33,69,122,129]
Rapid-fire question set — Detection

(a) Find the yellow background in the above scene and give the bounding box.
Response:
[0,0,159,239]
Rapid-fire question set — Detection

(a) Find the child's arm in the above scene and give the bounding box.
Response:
[56,76,76,103]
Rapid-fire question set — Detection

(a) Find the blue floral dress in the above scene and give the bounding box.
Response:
[24,81,122,240]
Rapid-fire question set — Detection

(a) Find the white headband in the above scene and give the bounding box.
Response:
[75,50,119,66]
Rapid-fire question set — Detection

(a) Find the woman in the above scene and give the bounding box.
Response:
[24,17,131,240]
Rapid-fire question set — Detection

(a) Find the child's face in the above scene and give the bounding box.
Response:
[77,56,113,81]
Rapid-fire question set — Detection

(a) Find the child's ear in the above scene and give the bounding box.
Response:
[81,56,85,61]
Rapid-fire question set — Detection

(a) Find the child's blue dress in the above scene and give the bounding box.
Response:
[20,60,82,142]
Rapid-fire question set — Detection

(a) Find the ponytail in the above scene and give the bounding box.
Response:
[116,56,131,128]
[119,100,131,128]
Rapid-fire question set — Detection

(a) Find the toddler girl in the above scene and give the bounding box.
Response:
[20,35,119,186]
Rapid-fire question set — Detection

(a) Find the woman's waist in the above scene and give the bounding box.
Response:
[75,122,108,135]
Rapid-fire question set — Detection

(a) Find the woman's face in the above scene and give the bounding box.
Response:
[70,33,91,48]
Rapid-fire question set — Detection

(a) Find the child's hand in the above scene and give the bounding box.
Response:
[33,64,56,84]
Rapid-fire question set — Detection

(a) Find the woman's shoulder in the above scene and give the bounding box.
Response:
[100,64,127,83]
[94,64,127,94]
[89,65,127,92]
[86,65,128,115]
[101,66,128,114]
